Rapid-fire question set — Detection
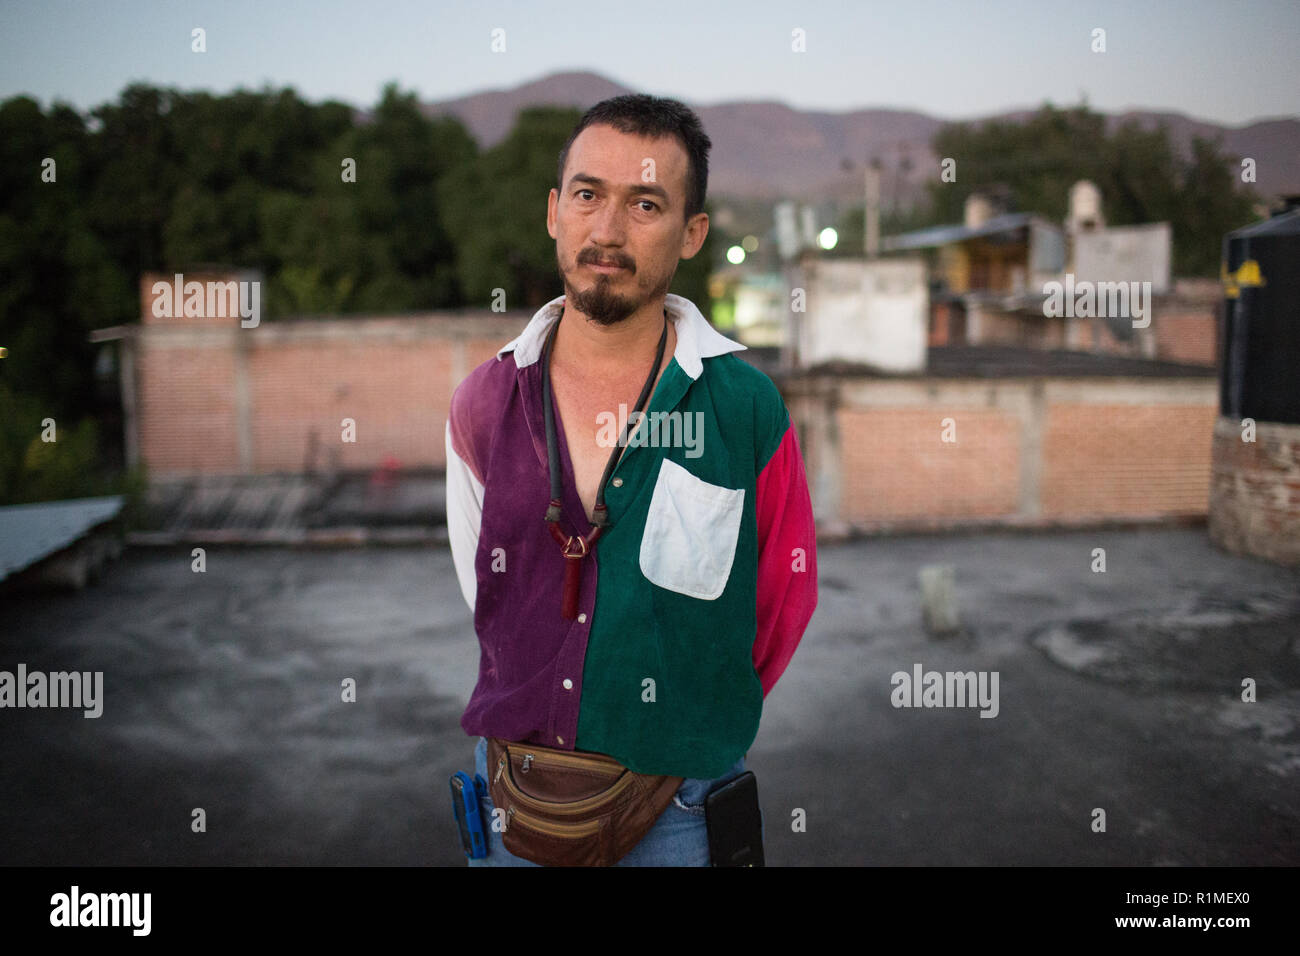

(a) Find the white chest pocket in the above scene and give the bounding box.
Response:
[639,458,745,600]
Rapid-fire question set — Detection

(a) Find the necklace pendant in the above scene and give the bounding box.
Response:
[561,552,583,619]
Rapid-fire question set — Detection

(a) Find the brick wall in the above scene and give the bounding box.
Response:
[1155,309,1219,366]
[131,323,518,477]
[1041,402,1216,516]
[1154,279,1221,367]
[140,271,257,328]
[929,301,952,346]
[116,271,1225,535]
[246,338,454,472]
[135,340,240,472]
[124,273,525,477]
[1209,417,1300,565]
[789,377,1218,531]
[837,406,1020,519]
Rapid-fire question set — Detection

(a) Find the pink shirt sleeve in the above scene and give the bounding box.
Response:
[752,418,819,696]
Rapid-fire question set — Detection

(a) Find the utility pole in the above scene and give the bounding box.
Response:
[864,159,881,259]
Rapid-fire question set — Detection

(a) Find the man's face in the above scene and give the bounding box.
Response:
[548,123,708,326]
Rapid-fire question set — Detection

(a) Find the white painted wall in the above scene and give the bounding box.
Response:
[1074,223,1172,293]
[799,258,928,372]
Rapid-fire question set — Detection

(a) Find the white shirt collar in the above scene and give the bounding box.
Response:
[496,292,745,381]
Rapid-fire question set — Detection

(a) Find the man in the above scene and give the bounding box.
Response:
[445,94,818,866]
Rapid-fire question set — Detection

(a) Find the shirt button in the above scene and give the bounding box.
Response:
[577,613,587,623]
[562,678,573,690]
[612,478,623,487]
[556,735,564,745]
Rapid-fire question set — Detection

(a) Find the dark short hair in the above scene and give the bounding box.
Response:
[556,94,712,222]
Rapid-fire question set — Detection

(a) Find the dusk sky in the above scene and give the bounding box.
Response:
[1,0,1297,126]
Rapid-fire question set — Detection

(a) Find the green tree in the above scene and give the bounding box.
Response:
[1168,134,1256,276]
[924,101,1258,277]
[438,106,579,309]
[0,96,128,427]
[317,82,475,311]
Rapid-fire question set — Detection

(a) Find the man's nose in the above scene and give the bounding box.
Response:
[588,200,628,246]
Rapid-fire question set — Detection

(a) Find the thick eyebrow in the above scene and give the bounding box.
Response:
[567,173,670,204]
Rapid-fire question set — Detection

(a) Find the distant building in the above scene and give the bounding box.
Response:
[791,255,928,373]
[883,185,1218,366]
[89,266,1224,539]
[727,272,786,348]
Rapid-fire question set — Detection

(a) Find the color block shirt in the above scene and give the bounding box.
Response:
[445,292,818,778]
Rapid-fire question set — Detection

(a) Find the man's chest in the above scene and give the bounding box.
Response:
[548,368,670,523]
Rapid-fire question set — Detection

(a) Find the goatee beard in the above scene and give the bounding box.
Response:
[560,259,673,327]
[566,277,640,327]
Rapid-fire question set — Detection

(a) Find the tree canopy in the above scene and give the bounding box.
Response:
[925,102,1258,276]
[0,82,715,504]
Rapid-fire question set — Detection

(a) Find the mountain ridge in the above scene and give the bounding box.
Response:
[368,70,1298,205]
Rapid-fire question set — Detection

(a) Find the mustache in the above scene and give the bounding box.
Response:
[578,251,634,270]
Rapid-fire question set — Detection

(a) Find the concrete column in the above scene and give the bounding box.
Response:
[1019,379,1044,518]
[232,330,253,474]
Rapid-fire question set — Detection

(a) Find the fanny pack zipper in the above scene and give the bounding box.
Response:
[495,752,635,816]
[505,804,603,838]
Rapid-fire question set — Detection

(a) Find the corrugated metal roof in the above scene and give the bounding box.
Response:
[883,213,1041,251]
[0,496,123,581]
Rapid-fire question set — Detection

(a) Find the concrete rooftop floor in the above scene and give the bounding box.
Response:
[1,525,1297,866]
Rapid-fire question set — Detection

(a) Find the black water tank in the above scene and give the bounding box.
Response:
[1220,202,1300,424]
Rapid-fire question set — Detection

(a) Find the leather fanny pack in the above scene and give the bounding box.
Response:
[486,736,684,866]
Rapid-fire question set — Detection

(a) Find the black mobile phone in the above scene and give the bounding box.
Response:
[704,770,764,867]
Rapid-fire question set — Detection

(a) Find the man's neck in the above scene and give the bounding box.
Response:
[552,299,676,380]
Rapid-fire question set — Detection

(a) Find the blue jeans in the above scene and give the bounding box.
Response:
[465,736,757,866]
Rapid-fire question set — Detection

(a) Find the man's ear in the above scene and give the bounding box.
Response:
[547,188,558,239]
[679,212,709,260]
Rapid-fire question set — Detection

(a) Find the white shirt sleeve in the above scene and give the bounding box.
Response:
[445,420,485,613]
